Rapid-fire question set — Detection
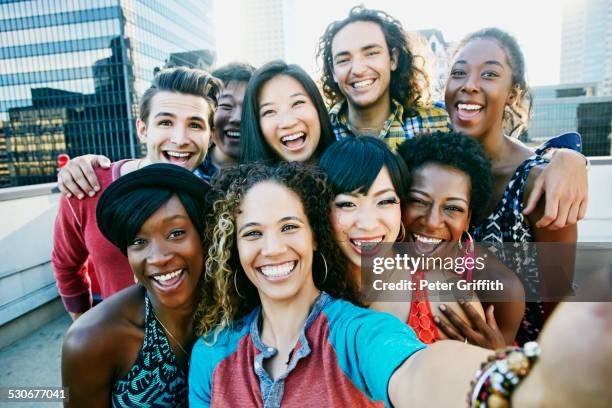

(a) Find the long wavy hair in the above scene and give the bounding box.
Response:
[316,5,431,113]
[194,162,361,339]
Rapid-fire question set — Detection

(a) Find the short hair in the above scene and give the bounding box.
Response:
[320,136,410,203]
[195,161,361,338]
[316,5,430,112]
[212,62,256,86]
[396,132,492,221]
[453,28,531,136]
[240,60,336,164]
[100,189,205,255]
[139,66,221,128]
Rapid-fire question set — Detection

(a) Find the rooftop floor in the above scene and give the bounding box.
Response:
[0,314,70,408]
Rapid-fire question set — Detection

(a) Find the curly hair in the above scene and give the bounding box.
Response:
[396,132,492,221]
[316,5,431,112]
[194,162,361,339]
[453,28,532,137]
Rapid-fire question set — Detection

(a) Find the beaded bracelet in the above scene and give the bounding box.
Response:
[467,341,540,408]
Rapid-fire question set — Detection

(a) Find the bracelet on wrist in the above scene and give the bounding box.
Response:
[468,341,540,408]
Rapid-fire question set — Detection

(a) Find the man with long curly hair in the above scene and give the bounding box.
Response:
[317,6,449,151]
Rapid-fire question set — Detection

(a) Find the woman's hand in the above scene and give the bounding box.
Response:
[434,302,507,349]
[523,149,588,229]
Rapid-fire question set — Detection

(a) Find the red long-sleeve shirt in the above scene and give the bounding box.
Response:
[51,161,134,313]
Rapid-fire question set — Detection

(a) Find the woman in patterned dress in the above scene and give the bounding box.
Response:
[444,28,577,344]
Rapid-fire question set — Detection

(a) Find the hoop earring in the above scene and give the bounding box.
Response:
[397,223,406,242]
[316,251,328,285]
[461,230,474,254]
[234,272,246,299]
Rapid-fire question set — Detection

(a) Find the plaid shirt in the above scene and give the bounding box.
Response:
[329,99,450,151]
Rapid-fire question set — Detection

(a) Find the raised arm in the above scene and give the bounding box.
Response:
[57,154,111,199]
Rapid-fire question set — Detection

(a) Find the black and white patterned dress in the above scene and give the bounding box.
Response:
[470,155,547,345]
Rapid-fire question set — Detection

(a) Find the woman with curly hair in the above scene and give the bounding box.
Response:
[188,161,610,407]
[321,135,523,348]
[240,60,336,164]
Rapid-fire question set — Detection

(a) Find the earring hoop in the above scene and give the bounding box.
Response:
[397,223,406,242]
[316,251,328,285]
[463,230,474,254]
[234,272,246,299]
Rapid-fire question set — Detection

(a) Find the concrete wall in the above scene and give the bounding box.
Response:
[0,183,62,344]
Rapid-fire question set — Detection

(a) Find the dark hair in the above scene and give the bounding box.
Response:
[139,66,221,128]
[240,60,336,164]
[397,132,492,221]
[454,28,531,136]
[212,62,256,86]
[195,161,361,336]
[100,189,206,255]
[320,136,410,203]
[316,5,430,112]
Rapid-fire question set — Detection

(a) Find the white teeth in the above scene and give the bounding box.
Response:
[281,132,305,142]
[152,269,183,282]
[351,237,383,248]
[259,261,296,278]
[166,151,191,158]
[413,234,443,244]
[352,79,374,89]
[226,131,240,137]
[458,103,482,111]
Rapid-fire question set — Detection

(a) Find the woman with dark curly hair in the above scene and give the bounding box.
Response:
[321,135,523,348]
[240,60,336,164]
[396,132,524,346]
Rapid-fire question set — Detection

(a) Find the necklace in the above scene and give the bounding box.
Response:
[153,310,190,361]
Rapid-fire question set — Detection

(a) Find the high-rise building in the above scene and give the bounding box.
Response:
[242,0,287,67]
[1,0,215,187]
[560,0,612,94]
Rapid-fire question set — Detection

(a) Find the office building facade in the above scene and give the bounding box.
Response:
[1,0,215,186]
[560,0,612,94]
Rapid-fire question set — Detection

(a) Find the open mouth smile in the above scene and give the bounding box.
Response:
[163,151,194,164]
[150,268,186,289]
[351,78,376,90]
[411,233,445,255]
[349,236,384,256]
[280,132,307,150]
[257,261,297,281]
[456,103,484,121]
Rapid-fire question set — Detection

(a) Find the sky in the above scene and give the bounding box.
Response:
[214,0,569,86]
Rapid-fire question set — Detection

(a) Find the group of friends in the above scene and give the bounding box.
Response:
[50,6,610,408]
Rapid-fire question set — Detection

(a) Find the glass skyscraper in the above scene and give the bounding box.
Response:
[1,0,215,186]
